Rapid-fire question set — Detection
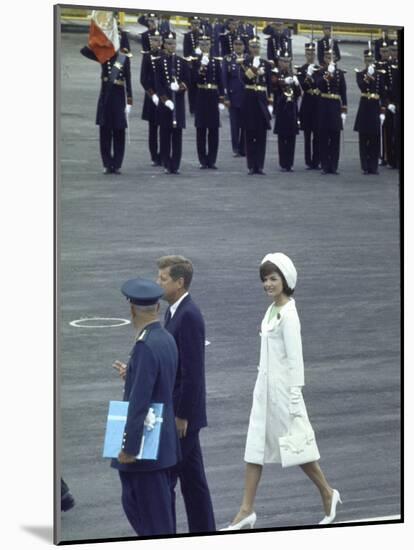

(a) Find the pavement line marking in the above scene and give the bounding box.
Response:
[338,515,401,524]
[69,317,131,328]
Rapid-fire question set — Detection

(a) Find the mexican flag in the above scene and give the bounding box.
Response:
[88,10,120,63]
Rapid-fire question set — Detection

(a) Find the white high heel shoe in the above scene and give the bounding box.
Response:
[220,512,257,531]
[319,489,342,524]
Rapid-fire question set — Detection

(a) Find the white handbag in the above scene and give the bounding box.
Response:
[278,417,320,468]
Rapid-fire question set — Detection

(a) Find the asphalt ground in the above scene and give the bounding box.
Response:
[57,28,401,543]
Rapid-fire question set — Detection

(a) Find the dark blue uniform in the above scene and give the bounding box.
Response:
[273,72,301,171]
[155,54,190,173]
[111,322,180,536]
[193,56,225,168]
[183,31,202,114]
[297,64,321,169]
[222,53,247,156]
[212,22,225,56]
[80,46,132,173]
[240,56,273,174]
[220,31,238,57]
[141,29,160,53]
[164,295,216,533]
[140,51,163,165]
[315,66,347,174]
[237,22,255,47]
[317,38,341,65]
[382,60,399,168]
[354,67,387,174]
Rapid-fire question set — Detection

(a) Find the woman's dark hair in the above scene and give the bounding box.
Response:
[259,260,294,296]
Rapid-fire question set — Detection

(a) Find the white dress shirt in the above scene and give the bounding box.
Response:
[169,292,189,318]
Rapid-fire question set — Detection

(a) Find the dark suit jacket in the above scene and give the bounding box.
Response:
[111,322,180,472]
[165,295,208,432]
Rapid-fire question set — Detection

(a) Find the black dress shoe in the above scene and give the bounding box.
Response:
[280,168,288,172]
[61,491,75,512]
[103,167,112,174]
[208,165,218,170]
[248,169,255,175]
[233,152,241,157]
[170,170,180,174]
[256,169,266,175]
[331,170,339,175]
[321,170,329,175]
[113,169,122,175]
[369,170,379,175]
[362,170,369,175]
[199,164,208,169]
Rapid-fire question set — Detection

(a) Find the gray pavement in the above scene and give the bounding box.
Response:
[57,27,401,543]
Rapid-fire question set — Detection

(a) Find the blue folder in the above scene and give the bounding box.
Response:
[103,401,164,460]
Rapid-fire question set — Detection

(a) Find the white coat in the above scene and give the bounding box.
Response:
[244,298,317,465]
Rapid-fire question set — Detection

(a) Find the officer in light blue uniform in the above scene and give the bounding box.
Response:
[111,278,180,536]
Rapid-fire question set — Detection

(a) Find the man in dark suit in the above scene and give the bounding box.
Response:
[156,256,216,533]
[111,277,180,536]
[317,25,341,65]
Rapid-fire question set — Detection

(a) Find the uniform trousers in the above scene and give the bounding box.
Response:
[148,122,161,164]
[382,111,397,168]
[196,128,219,167]
[160,126,183,172]
[319,129,341,173]
[358,133,380,173]
[278,135,296,170]
[188,84,197,114]
[119,469,175,536]
[229,106,245,155]
[99,126,126,170]
[170,430,216,533]
[245,127,267,172]
[304,129,320,168]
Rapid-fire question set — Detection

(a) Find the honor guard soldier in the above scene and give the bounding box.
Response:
[239,37,273,175]
[388,39,400,169]
[237,20,255,48]
[193,35,226,169]
[297,43,321,169]
[139,13,160,53]
[353,49,387,175]
[212,18,225,57]
[315,49,347,174]
[158,14,171,36]
[183,16,203,114]
[266,21,292,66]
[111,277,180,536]
[272,51,302,172]
[155,32,190,174]
[140,32,163,166]
[317,25,341,65]
[220,18,239,57]
[374,29,390,61]
[222,36,247,157]
[81,31,133,175]
[382,39,399,168]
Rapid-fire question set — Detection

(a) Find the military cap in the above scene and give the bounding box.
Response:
[189,15,201,23]
[249,36,260,44]
[165,31,177,40]
[121,278,164,306]
[198,34,211,41]
[280,49,291,61]
[234,35,244,43]
[380,40,389,48]
[305,42,316,51]
[363,49,374,57]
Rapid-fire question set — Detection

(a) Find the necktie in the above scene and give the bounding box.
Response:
[165,307,172,326]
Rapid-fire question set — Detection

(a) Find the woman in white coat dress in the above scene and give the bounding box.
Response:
[221,253,342,530]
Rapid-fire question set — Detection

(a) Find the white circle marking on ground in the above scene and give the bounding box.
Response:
[69,317,131,328]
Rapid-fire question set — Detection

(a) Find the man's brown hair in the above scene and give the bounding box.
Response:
[157,255,194,289]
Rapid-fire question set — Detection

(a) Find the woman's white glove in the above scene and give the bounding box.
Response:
[253,56,261,68]
[388,103,396,114]
[125,104,131,115]
[195,47,202,55]
[284,76,294,85]
[170,81,180,92]
[218,103,225,111]
[201,55,209,66]
[292,75,300,86]
[341,112,347,124]
[267,105,274,115]
[328,62,335,74]
[151,94,159,106]
[289,386,303,417]
[380,113,386,124]
[165,99,175,111]
[307,64,315,76]
[367,64,375,76]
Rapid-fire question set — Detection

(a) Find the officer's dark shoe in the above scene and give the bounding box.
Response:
[370,171,379,175]
[321,170,329,175]
[113,169,122,175]
[332,171,339,175]
[61,491,75,512]
[256,169,266,175]
[233,153,241,157]
[103,167,112,175]
[380,160,387,166]
[199,164,208,169]
[362,170,369,175]
[170,170,180,174]
[287,168,294,172]
[151,161,160,166]
[280,168,288,172]
[208,165,218,170]
[248,169,255,175]
[164,168,170,174]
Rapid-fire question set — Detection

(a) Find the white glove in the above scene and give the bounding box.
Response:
[328,62,335,74]
[292,75,299,86]
[289,387,303,417]
[165,99,174,111]
[341,113,346,124]
[170,81,180,92]
[307,64,315,76]
[201,55,209,66]
[253,56,261,68]
[257,67,265,75]
[284,76,294,85]
[125,104,131,115]
[267,105,274,115]
[367,64,375,76]
[218,103,225,111]
[151,94,159,106]
[380,113,386,124]
[195,47,202,55]
[388,103,396,114]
